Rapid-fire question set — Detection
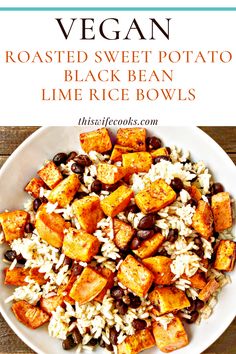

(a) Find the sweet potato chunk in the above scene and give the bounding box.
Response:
[95,268,114,302]
[116,128,146,152]
[110,145,135,162]
[29,268,47,285]
[118,328,155,354]
[4,268,29,286]
[40,295,64,315]
[80,128,112,153]
[117,255,154,298]
[151,147,170,158]
[69,267,107,305]
[0,210,29,243]
[97,163,127,185]
[182,272,206,289]
[142,256,173,285]
[58,273,77,305]
[63,228,100,262]
[24,177,46,198]
[133,232,164,259]
[48,174,80,208]
[72,196,103,234]
[198,278,219,302]
[149,286,190,315]
[153,315,188,353]
[101,186,133,218]
[35,206,66,248]
[214,240,236,272]
[12,300,49,329]
[135,179,176,214]
[37,161,63,189]
[192,200,213,239]
[114,219,135,250]
[122,152,152,174]
[211,192,232,232]
[187,185,202,202]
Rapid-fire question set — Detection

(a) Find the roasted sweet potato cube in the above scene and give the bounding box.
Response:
[211,192,232,232]
[40,295,64,315]
[118,328,155,354]
[12,300,50,329]
[116,128,146,151]
[135,179,176,214]
[48,174,80,208]
[192,200,213,239]
[101,186,133,218]
[142,256,173,285]
[214,240,236,272]
[151,147,170,158]
[37,161,63,189]
[95,268,114,302]
[0,210,29,243]
[63,228,100,262]
[24,177,46,198]
[122,152,152,173]
[133,232,164,259]
[29,268,47,285]
[97,163,127,185]
[80,128,112,153]
[4,268,29,286]
[58,273,77,305]
[35,206,66,248]
[69,267,107,305]
[153,315,188,353]
[182,271,206,289]
[117,255,154,298]
[114,219,135,250]
[187,185,202,202]
[198,278,219,302]
[72,196,103,234]
[110,145,135,162]
[149,286,190,315]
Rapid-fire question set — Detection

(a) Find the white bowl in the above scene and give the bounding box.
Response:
[0,126,235,354]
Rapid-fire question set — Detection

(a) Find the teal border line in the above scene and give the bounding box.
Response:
[0,7,236,11]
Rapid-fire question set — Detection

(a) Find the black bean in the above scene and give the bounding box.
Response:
[63,256,72,268]
[124,204,140,217]
[16,254,26,265]
[102,182,120,192]
[71,163,84,174]
[186,311,199,324]
[187,299,196,313]
[110,286,124,299]
[210,182,224,195]
[4,250,17,262]
[75,192,87,199]
[122,295,131,305]
[153,225,162,234]
[33,198,42,212]
[146,136,162,151]
[91,180,102,194]
[41,196,48,204]
[167,229,178,243]
[195,299,204,311]
[53,152,68,166]
[187,198,198,208]
[205,193,212,204]
[62,335,76,350]
[74,154,92,167]
[71,262,83,276]
[66,151,77,163]
[138,215,156,230]
[170,177,183,193]
[115,299,128,315]
[88,338,98,346]
[105,343,114,351]
[136,230,154,240]
[24,223,34,233]
[129,295,141,309]
[130,237,141,250]
[110,328,119,345]
[71,328,82,344]
[132,319,147,330]
[213,231,219,239]
[158,249,169,257]
[52,264,59,273]
[153,156,170,164]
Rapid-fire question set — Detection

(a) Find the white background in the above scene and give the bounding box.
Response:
[0,9,236,125]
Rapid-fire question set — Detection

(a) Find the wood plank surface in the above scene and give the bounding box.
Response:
[0,126,235,354]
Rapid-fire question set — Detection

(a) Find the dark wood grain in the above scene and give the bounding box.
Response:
[0,126,235,354]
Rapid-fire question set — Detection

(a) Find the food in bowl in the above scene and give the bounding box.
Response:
[0,127,235,353]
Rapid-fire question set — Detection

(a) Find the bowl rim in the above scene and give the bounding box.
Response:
[0,125,235,354]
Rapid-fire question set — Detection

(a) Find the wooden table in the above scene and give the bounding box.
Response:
[0,126,235,354]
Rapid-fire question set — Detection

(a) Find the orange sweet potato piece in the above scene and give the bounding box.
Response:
[192,200,213,239]
[101,186,133,218]
[198,278,219,302]
[97,163,127,185]
[80,128,112,153]
[95,267,114,302]
[4,268,29,286]
[116,128,146,151]
[114,219,135,250]
[110,145,135,162]
[38,161,63,189]
[12,300,49,329]
[118,328,155,354]
[48,174,80,208]
[142,256,174,285]
[211,192,233,232]
[133,232,164,259]
[182,272,206,289]
[214,240,236,272]
[40,295,64,315]
[150,147,170,158]
[24,177,46,198]
[122,152,152,174]
[0,210,29,243]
